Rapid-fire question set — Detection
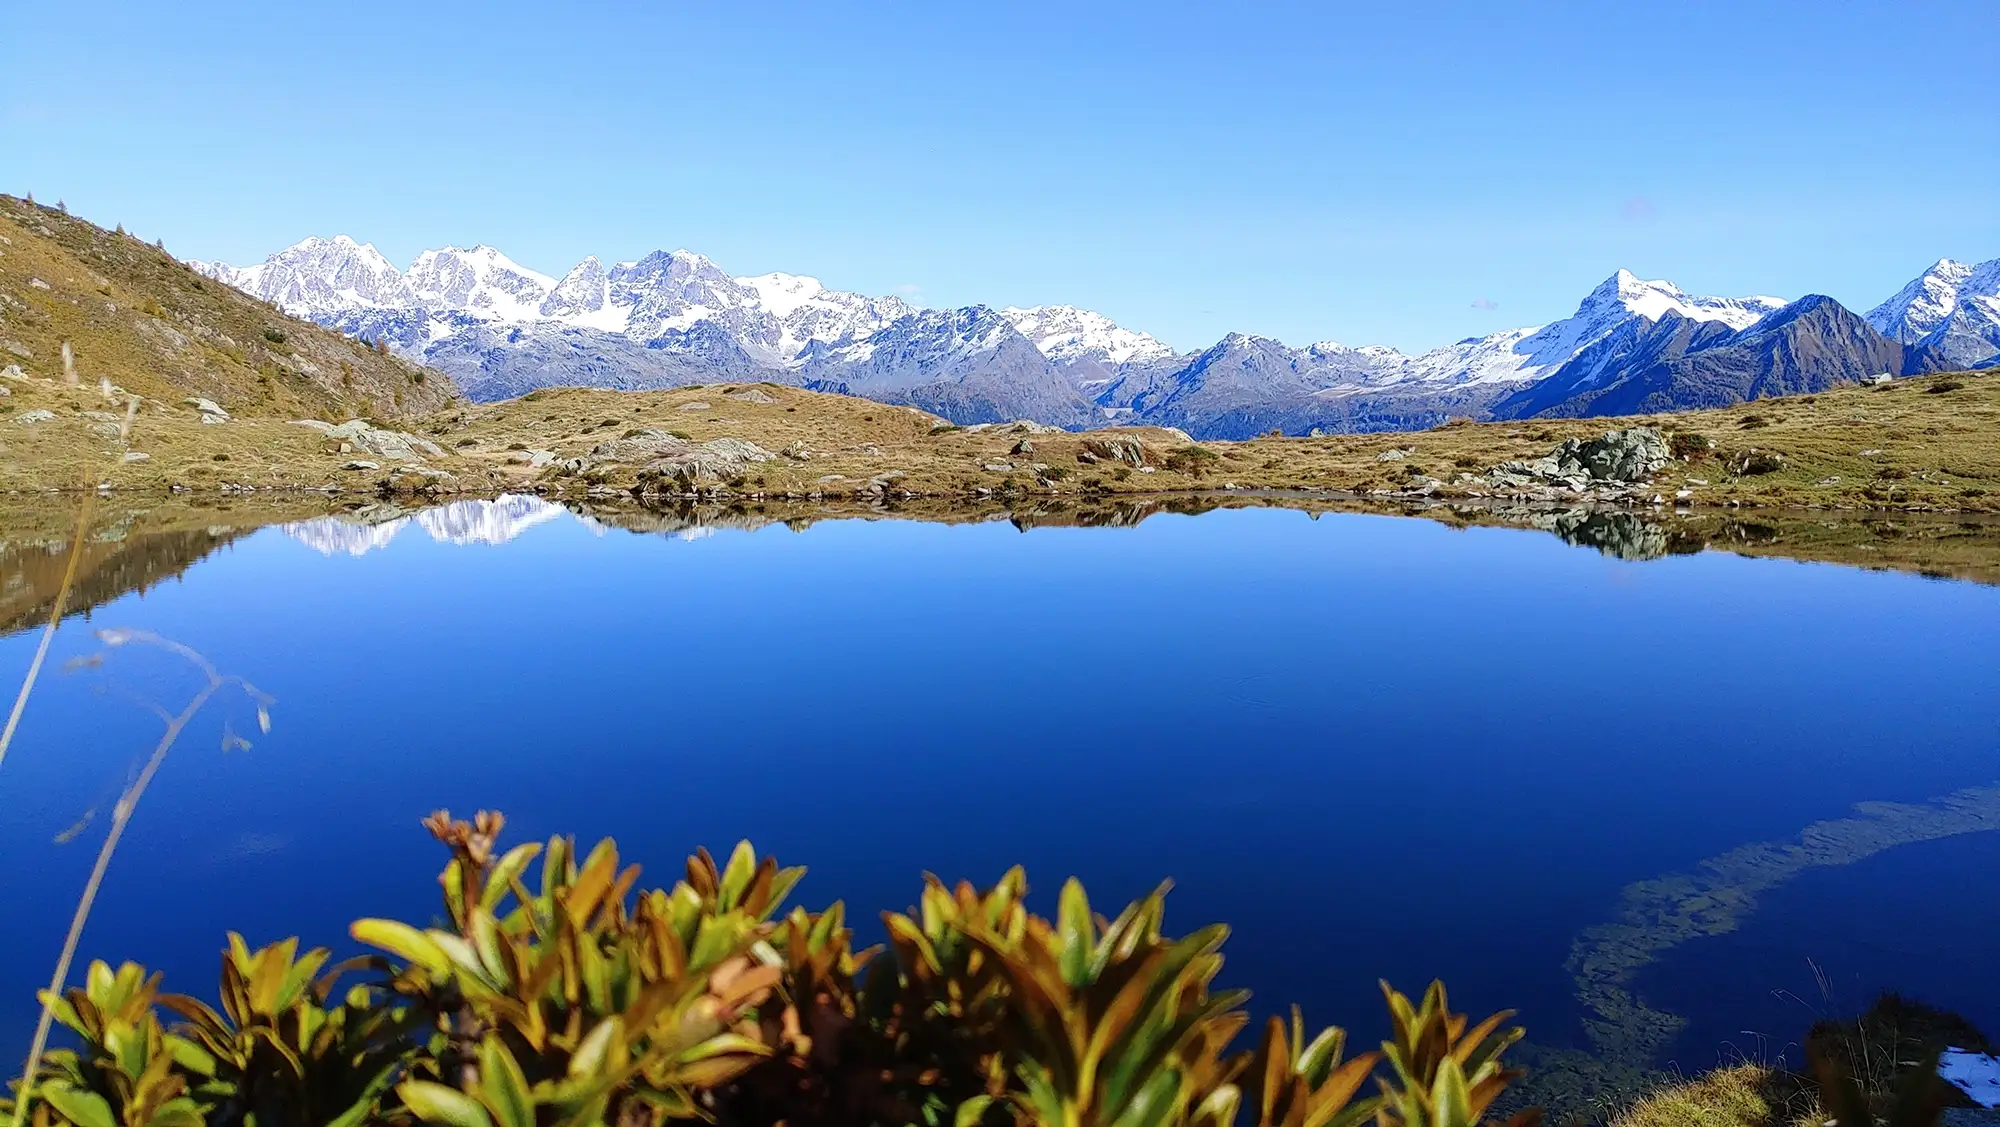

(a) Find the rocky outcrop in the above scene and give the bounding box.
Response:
[1488,427,1670,491]
[552,428,778,495]
[1082,434,1148,467]
[291,419,446,462]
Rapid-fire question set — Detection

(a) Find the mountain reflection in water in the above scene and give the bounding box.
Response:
[5,494,2000,637]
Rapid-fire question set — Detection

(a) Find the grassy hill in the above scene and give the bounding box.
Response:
[0,194,456,423]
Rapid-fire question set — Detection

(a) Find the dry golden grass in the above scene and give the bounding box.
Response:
[0,194,453,423]
[1608,1065,1792,1127]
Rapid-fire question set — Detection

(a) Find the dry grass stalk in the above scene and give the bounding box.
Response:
[7,631,271,1127]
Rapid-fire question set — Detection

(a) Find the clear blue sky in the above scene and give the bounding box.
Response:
[5,0,1995,353]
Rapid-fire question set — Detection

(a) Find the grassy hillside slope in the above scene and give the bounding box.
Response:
[0,194,456,423]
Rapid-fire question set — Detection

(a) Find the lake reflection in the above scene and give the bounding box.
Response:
[1,495,1996,1108]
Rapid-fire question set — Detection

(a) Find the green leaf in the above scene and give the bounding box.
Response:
[1108,1066,1185,1127]
[478,1039,535,1127]
[41,1086,117,1127]
[718,841,757,909]
[568,1016,625,1079]
[349,919,452,976]
[1429,1057,1471,1127]
[1057,877,1095,987]
[482,843,542,912]
[397,1080,497,1127]
[954,1094,995,1127]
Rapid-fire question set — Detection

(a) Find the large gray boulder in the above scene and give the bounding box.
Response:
[292,419,445,462]
[1490,427,1670,489]
[631,436,777,494]
[1082,433,1147,467]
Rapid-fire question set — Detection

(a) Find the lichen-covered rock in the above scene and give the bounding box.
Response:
[292,419,445,462]
[1490,427,1671,489]
[1082,434,1147,467]
[633,437,777,494]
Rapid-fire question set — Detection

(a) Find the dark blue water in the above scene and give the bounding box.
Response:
[2,502,1997,1067]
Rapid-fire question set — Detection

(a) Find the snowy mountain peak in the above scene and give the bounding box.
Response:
[1587,269,1785,331]
[1866,257,1978,342]
[1001,305,1175,365]
[195,234,416,319]
[738,272,827,317]
[540,255,617,326]
[406,245,555,320]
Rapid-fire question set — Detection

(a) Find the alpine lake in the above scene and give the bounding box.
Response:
[3,491,1998,1112]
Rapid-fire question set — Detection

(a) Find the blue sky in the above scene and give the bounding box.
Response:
[5,0,1995,353]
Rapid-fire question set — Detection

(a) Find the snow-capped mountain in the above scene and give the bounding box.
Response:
[1001,305,1176,366]
[405,245,555,321]
[202,239,919,368]
[196,232,1987,437]
[1867,257,2000,370]
[194,235,415,321]
[1345,270,1787,392]
[800,305,1098,427]
[1082,271,1793,437]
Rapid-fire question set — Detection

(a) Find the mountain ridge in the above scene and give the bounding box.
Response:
[193,233,1993,438]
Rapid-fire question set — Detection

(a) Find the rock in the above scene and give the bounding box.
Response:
[293,419,444,461]
[982,462,1016,473]
[1076,451,1099,464]
[677,401,711,411]
[16,408,54,425]
[721,386,779,404]
[781,440,813,460]
[1377,448,1410,462]
[965,420,1064,436]
[1082,434,1146,467]
[121,451,150,463]
[384,465,458,494]
[1489,427,1671,489]
[0,364,24,381]
[0,384,9,398]
[1011,438,1035,455]
[1729,449,1786,476]
[634,437,778,494]
[27,278,50,291]
[88,421,122,437]
[199,413,227,425]
[344,460,380,471]
[184,397,231,420]
[1858,448,1883,457]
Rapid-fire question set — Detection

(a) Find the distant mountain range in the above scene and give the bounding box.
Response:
[192,238,1999,438]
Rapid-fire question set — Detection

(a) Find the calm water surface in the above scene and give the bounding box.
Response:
[1,501,1996,1076]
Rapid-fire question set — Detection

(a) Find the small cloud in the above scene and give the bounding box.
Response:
[896,283,922,296]
[1471,297,1500,311]
[1620,196,1656,221]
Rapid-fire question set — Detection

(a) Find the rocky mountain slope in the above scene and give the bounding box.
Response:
[194,230,1992,437]
[1494,294,1940,418]
[1866,256,2000,371]
[0,197,454,420]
